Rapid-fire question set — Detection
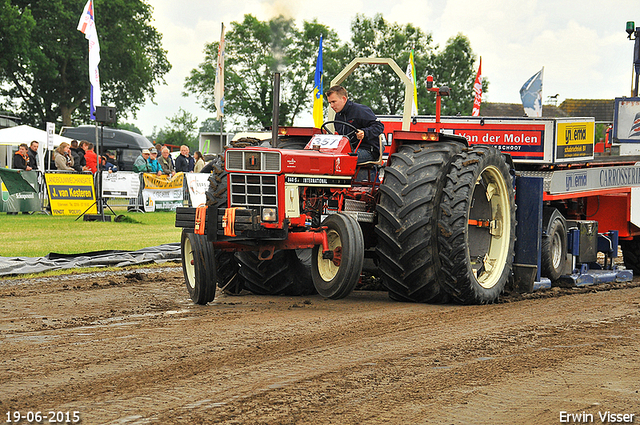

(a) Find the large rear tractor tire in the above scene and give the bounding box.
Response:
[438,146,516,304]
[271,136,310,150]
[541,209,568,281]
[181,229,217,305]
[204,155,245,294]
[312,213,364,299]
[375,142,463,302]
[205,156,228,208]
[236,249,316,296]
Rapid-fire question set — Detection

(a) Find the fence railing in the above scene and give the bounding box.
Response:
[0,170,209,214]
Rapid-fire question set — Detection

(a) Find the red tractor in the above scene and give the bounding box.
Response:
[176,58,517,305]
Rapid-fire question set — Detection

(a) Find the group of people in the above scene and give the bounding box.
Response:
[12,84,378,176]
[11,138,120,174]
[51,140,106,173]
[133,144,205,175]
[13,140,207,175]
[12,141,39,171]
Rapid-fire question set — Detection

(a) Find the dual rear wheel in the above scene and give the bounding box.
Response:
[377,143,517,304]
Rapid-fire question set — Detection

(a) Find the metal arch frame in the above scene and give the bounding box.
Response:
[327,58,414,131]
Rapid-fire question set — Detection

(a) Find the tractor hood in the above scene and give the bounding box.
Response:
[225,134,358,177]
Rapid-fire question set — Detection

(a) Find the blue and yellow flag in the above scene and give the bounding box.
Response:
[313,35,323,128]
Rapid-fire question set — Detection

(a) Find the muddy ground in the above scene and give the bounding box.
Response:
[1,266,639,424]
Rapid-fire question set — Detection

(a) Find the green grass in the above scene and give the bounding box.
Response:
[0,211,182,257]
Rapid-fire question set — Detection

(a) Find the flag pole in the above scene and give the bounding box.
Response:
[215,22,225,151]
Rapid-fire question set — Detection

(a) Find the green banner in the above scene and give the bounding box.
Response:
[0,170,40,213]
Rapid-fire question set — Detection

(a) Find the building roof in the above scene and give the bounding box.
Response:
[480,100,615,121]
[0,113,19,129]
[479,102,568,118]
[557,99,614,122]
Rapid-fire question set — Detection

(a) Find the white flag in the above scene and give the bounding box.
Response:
[520,68,544,118]
[214,23,225,120]
[77,0,101,119]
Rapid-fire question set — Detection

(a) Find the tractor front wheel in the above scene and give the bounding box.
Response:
[181,229,217,305]
[312,214,364,299]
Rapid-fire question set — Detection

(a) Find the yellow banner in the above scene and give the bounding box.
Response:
[45,173,97,216]
[556,121,594,159]
[142,172,184,189]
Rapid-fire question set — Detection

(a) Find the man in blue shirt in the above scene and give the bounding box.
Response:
[326,85,384,163]
[148,148,162,175]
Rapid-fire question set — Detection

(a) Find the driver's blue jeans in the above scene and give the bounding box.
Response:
[356,148,376,164]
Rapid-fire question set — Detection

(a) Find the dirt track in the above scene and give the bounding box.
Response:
[1,267,639,424]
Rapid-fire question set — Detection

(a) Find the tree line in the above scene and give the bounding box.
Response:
[0,0,170,129]
[186,13,487,130]
[0,1,485,136]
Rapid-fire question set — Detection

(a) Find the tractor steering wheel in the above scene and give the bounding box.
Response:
[321,120,359,140]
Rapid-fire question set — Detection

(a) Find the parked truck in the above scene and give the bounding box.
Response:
[175,58,639,305]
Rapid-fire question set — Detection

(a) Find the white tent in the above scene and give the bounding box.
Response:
[0,125,74,171]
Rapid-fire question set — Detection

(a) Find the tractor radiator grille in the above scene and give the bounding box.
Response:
[229,174,278,209]
[226,150,281,172]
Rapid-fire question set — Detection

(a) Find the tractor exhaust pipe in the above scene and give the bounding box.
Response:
[271,72,280,148]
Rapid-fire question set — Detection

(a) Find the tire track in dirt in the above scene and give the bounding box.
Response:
[1,271,639,424]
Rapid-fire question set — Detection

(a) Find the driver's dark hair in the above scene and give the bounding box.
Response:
[326,85,348,98]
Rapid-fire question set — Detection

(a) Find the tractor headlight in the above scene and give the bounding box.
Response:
[262,207,277,222]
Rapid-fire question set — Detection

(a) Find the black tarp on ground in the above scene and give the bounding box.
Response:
[0,243,181,277]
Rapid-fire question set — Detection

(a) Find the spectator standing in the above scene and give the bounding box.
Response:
[148,148,162,175]
[70,140,88,172]
[70,140,81,170]
[27,140,39,170]
[13,144,32,171]
[175,145,194,173]
[133,149,152,173]
[85,142,98,173]
[193,151,205,173]
[158,147,175,176]
[176,145,196,173]
[54,142,75,171]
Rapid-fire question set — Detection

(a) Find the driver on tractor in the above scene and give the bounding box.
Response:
[326,85,384,164]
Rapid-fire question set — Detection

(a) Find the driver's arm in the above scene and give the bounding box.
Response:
[350,103,384,141]
[359,115,384,141]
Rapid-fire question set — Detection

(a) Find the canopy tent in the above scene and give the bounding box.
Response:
[0,125,74,170]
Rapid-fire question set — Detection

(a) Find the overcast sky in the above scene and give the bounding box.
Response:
[128,0,639,136]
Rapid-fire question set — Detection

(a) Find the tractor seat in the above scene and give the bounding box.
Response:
[358,134,385,166]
